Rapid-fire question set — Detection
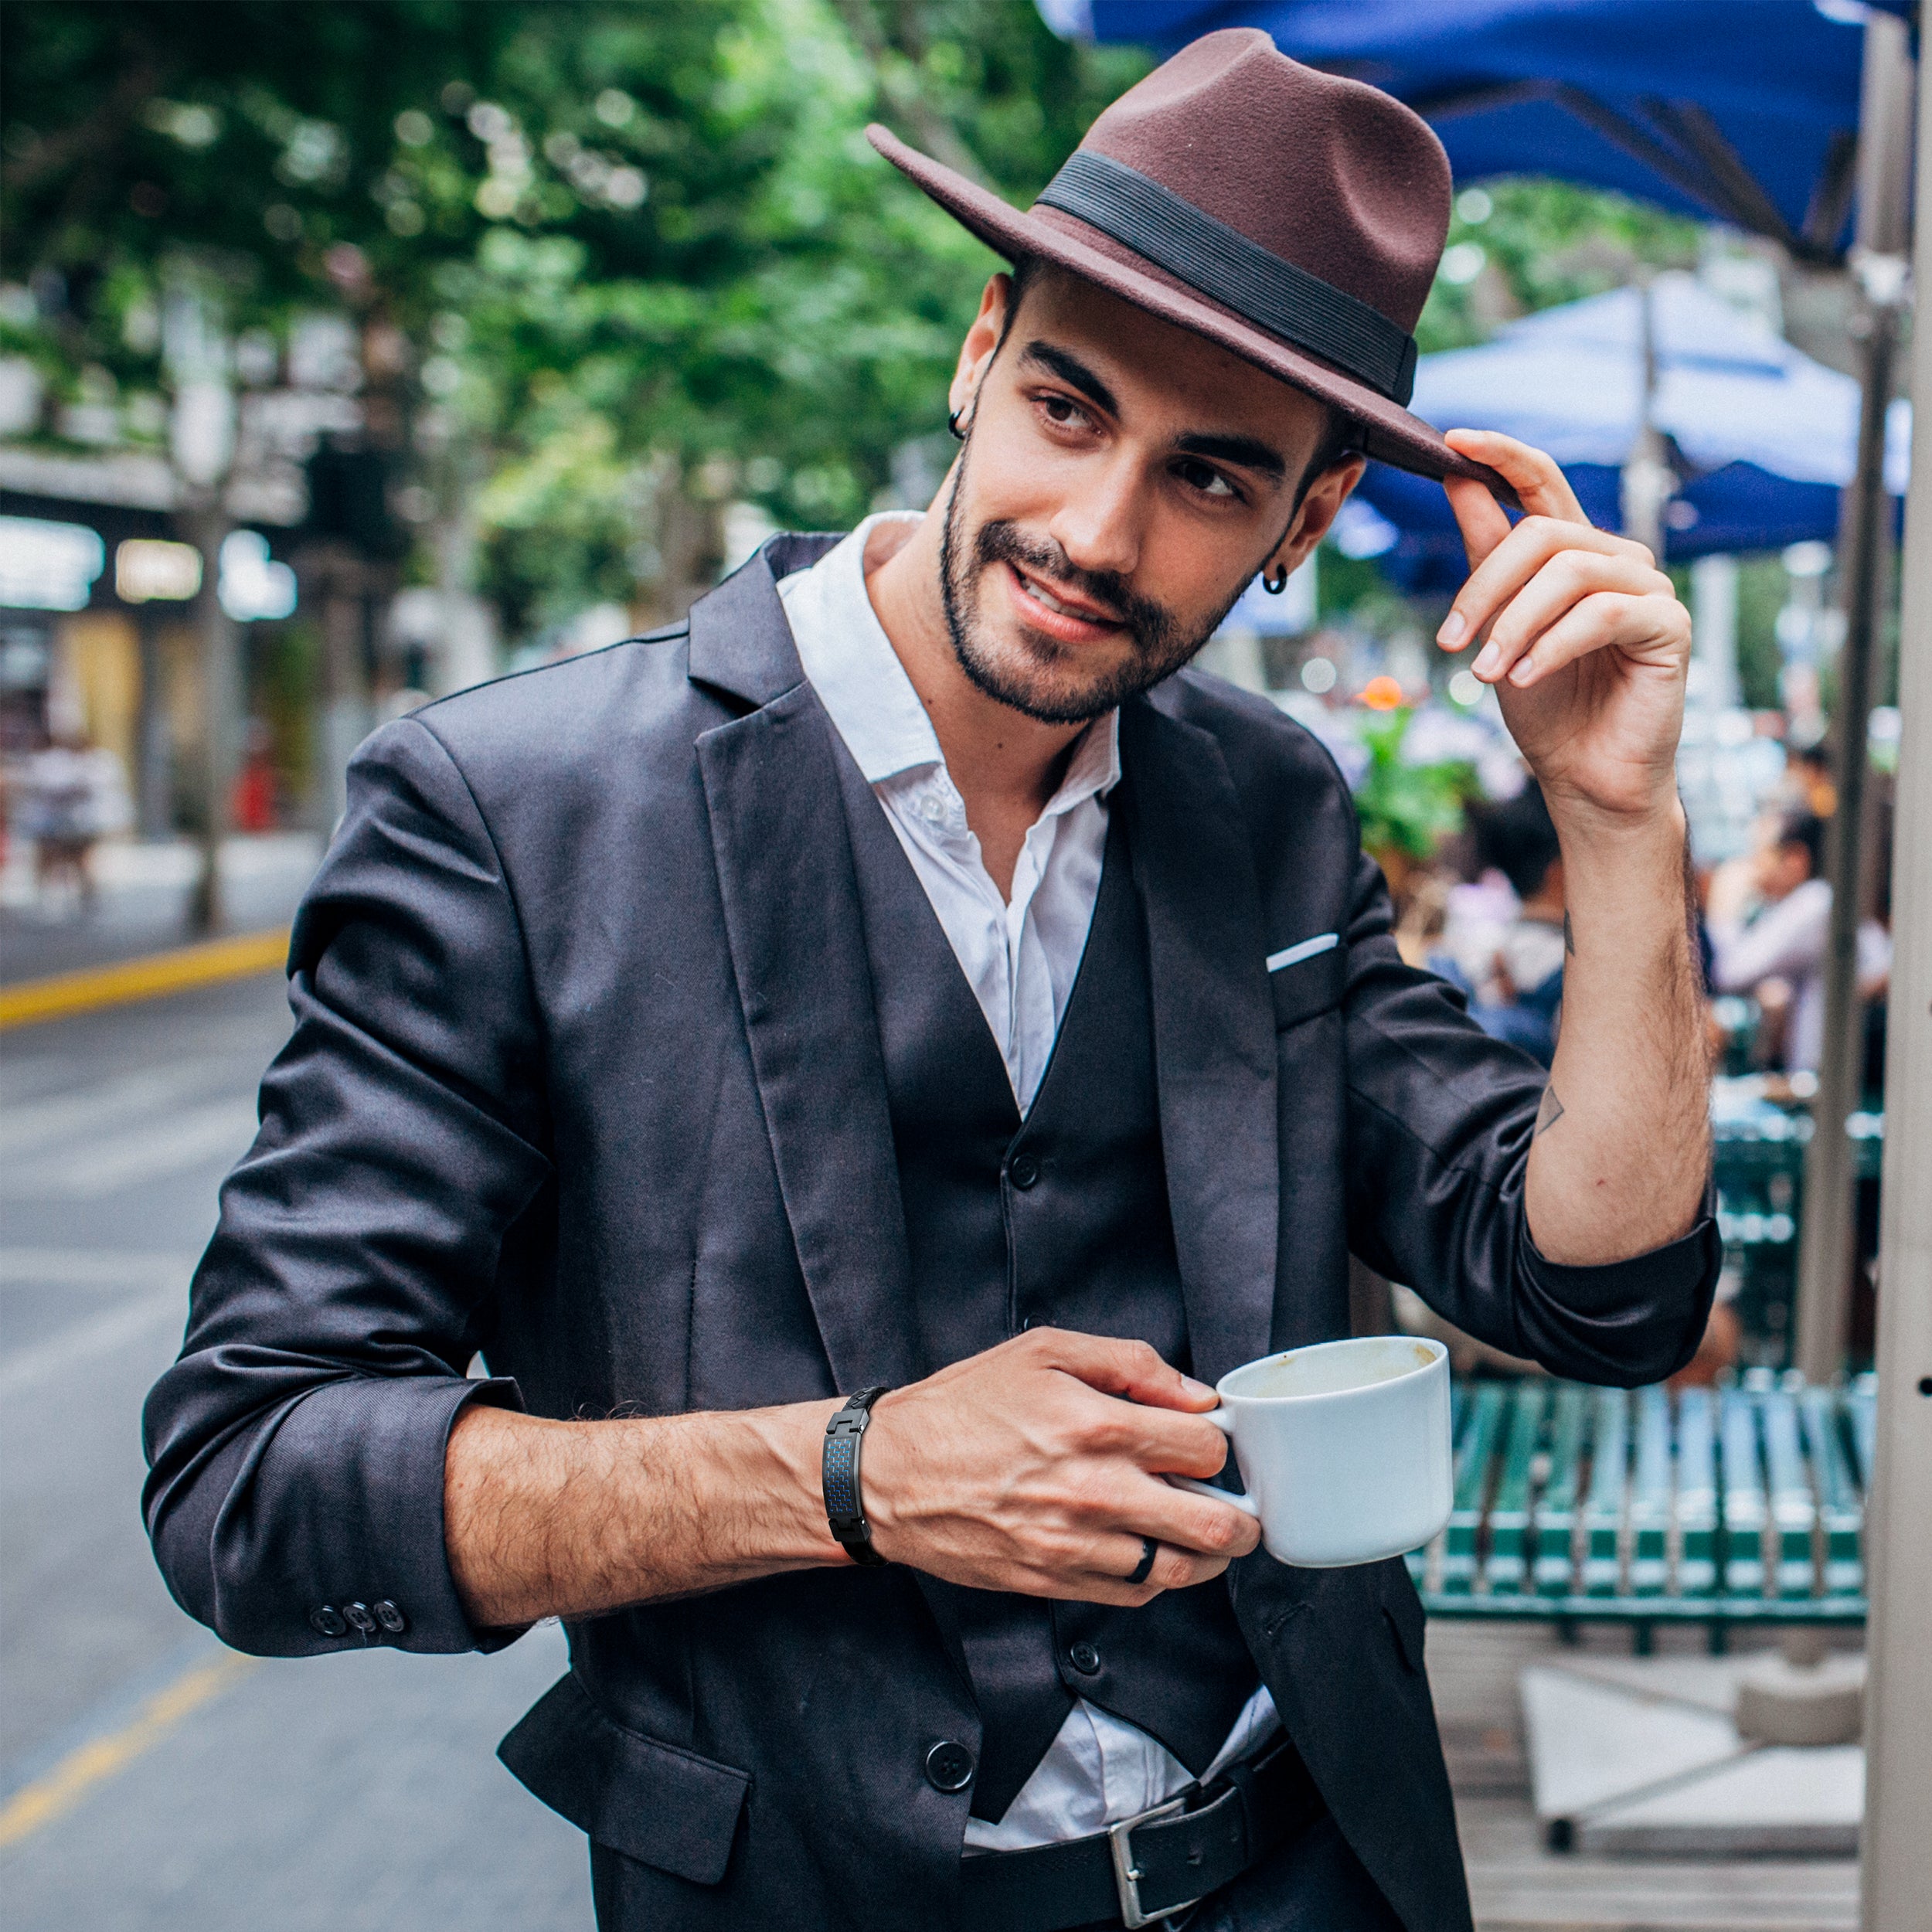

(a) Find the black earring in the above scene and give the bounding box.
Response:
[947,407,967,441]
[1263,563,1289,595]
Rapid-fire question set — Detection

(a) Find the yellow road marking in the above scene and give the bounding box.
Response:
[0,1651,256,1849]
[0,929,289,1030]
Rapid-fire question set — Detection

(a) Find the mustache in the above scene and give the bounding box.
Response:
[973,521,1181,655]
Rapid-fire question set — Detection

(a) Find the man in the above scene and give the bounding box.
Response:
[1468,783,1567,1066]
[144,34,1716,1932]
[1709,808,1888,1073]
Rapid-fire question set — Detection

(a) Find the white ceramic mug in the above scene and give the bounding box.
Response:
[1168,1335,1452,1567]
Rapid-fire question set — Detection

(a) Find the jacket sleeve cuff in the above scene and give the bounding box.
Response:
[207,1372,529,1658]
[1512,1192,1722,1387]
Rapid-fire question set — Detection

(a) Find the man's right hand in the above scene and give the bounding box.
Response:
[859,1328,1260,1605]
[444,1327,1257,1629]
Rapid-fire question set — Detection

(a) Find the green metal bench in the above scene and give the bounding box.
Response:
[1709,1086,1883,1365]
[1410,1373,1873,1648]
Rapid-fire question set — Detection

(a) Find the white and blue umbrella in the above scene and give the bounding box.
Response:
[1338,273,1910,590]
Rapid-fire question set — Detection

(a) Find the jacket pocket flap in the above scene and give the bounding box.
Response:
[1270,944,1347,1029]
[499,1672,748,1885]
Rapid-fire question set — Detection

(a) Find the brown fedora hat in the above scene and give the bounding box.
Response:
[870,29,1505,492]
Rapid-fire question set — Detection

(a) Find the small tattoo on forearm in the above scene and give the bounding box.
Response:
[1563,912,1576,957]
[1535,1085,1566,1136]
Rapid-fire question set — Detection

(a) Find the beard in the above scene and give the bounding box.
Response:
[937,439,1250,726]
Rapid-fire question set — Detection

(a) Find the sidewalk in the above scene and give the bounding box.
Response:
[1437,1620,1859,1931]
[0,835,323,986]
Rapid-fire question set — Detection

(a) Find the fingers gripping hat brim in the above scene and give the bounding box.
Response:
[868,124,1512,500]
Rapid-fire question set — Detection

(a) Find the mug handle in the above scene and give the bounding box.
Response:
[1165,1406,1260,1517]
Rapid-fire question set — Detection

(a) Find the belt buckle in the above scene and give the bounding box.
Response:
[1106,1794,1197,1929]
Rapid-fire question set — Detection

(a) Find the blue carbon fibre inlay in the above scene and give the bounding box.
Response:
[825,1439,859,1516]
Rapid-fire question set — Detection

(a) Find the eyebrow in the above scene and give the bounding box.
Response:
[1021,339,1119,417]
[1174,430,1287,481]
[1019,339,1288,483]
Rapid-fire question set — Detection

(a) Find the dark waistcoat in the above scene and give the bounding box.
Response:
[835,757,1260,1824]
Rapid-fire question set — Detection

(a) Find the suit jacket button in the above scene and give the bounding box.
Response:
[310,1605,348,1638]
[373,1600,408,1634]
[925,1740,975,1793]
[1008,1152,1040,1190]
[343,1601,377,1634]
[1069,1641,1101,1675]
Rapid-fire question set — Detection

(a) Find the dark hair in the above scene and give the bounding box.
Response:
[1004,252,1046,328]
[1474,783,1562,902]
[1295,410,1361,507]
[1776,809,1826,878]
[998,254,1359,504]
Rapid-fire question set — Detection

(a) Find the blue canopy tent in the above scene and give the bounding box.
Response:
[1342,272,1913,593]
[1047,0,1909,263]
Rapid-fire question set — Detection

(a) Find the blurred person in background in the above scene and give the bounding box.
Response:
[1389,865,1455,972]
[1784,736,1837,819]
[1464,784,1566,1066]
[1708,808,1889,1073]
[230,719,281,835]
[143,36,1720,1932]
[15,726,130,920]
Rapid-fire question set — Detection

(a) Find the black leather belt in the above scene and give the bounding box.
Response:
[960,1733,1323,1930]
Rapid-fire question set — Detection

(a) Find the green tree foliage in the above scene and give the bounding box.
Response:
[3,0,1147,636]
[2,4,517,367]
[1733,552,1790,713]
[1416,176,1703,356]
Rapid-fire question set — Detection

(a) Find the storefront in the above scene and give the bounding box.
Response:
[1,485,297,835]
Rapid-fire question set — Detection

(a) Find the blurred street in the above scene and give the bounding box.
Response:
[0,972,588,1931]
[0,833,323,986]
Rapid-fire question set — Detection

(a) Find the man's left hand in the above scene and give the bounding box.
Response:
[1438,430,1691,822]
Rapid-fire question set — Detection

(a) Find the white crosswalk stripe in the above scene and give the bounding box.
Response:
[0,1064,220,1162]
[1,1097,260,1201]
[0,1250,196,1288]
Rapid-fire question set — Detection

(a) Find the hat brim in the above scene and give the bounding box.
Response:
[869,124,1514,503]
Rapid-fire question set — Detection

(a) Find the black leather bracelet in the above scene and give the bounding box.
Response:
[823,1386,890,1567]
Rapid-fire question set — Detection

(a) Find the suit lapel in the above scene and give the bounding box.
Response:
[1119,698,1280,1386]
[686,532,839,709]
[692,549,920,1394]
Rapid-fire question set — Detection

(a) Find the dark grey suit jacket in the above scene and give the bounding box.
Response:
[143,534,1718,1931]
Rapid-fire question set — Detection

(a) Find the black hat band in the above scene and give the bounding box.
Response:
[1035,150,1419,406]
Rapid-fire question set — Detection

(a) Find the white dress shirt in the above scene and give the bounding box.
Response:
[779,515,1279,1850]
[780,513,1117,1114]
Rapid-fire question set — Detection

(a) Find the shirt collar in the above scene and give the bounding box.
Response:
[778,511,1121,805]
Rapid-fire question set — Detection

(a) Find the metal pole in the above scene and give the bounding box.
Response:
[1620,274,1672,559]
[184,502,238,935]
[1690,553,1740,711]
[1794,10,1913,1383]
[134,611,171,840]
[1859,42,1932,1927]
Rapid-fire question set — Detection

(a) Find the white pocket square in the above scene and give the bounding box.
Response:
[1266,932,1339,974]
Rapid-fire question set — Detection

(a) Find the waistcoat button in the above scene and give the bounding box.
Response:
[1069,1641,1101,1675]
[1008,1151,1040,1190]
[924,1740,976,1792]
